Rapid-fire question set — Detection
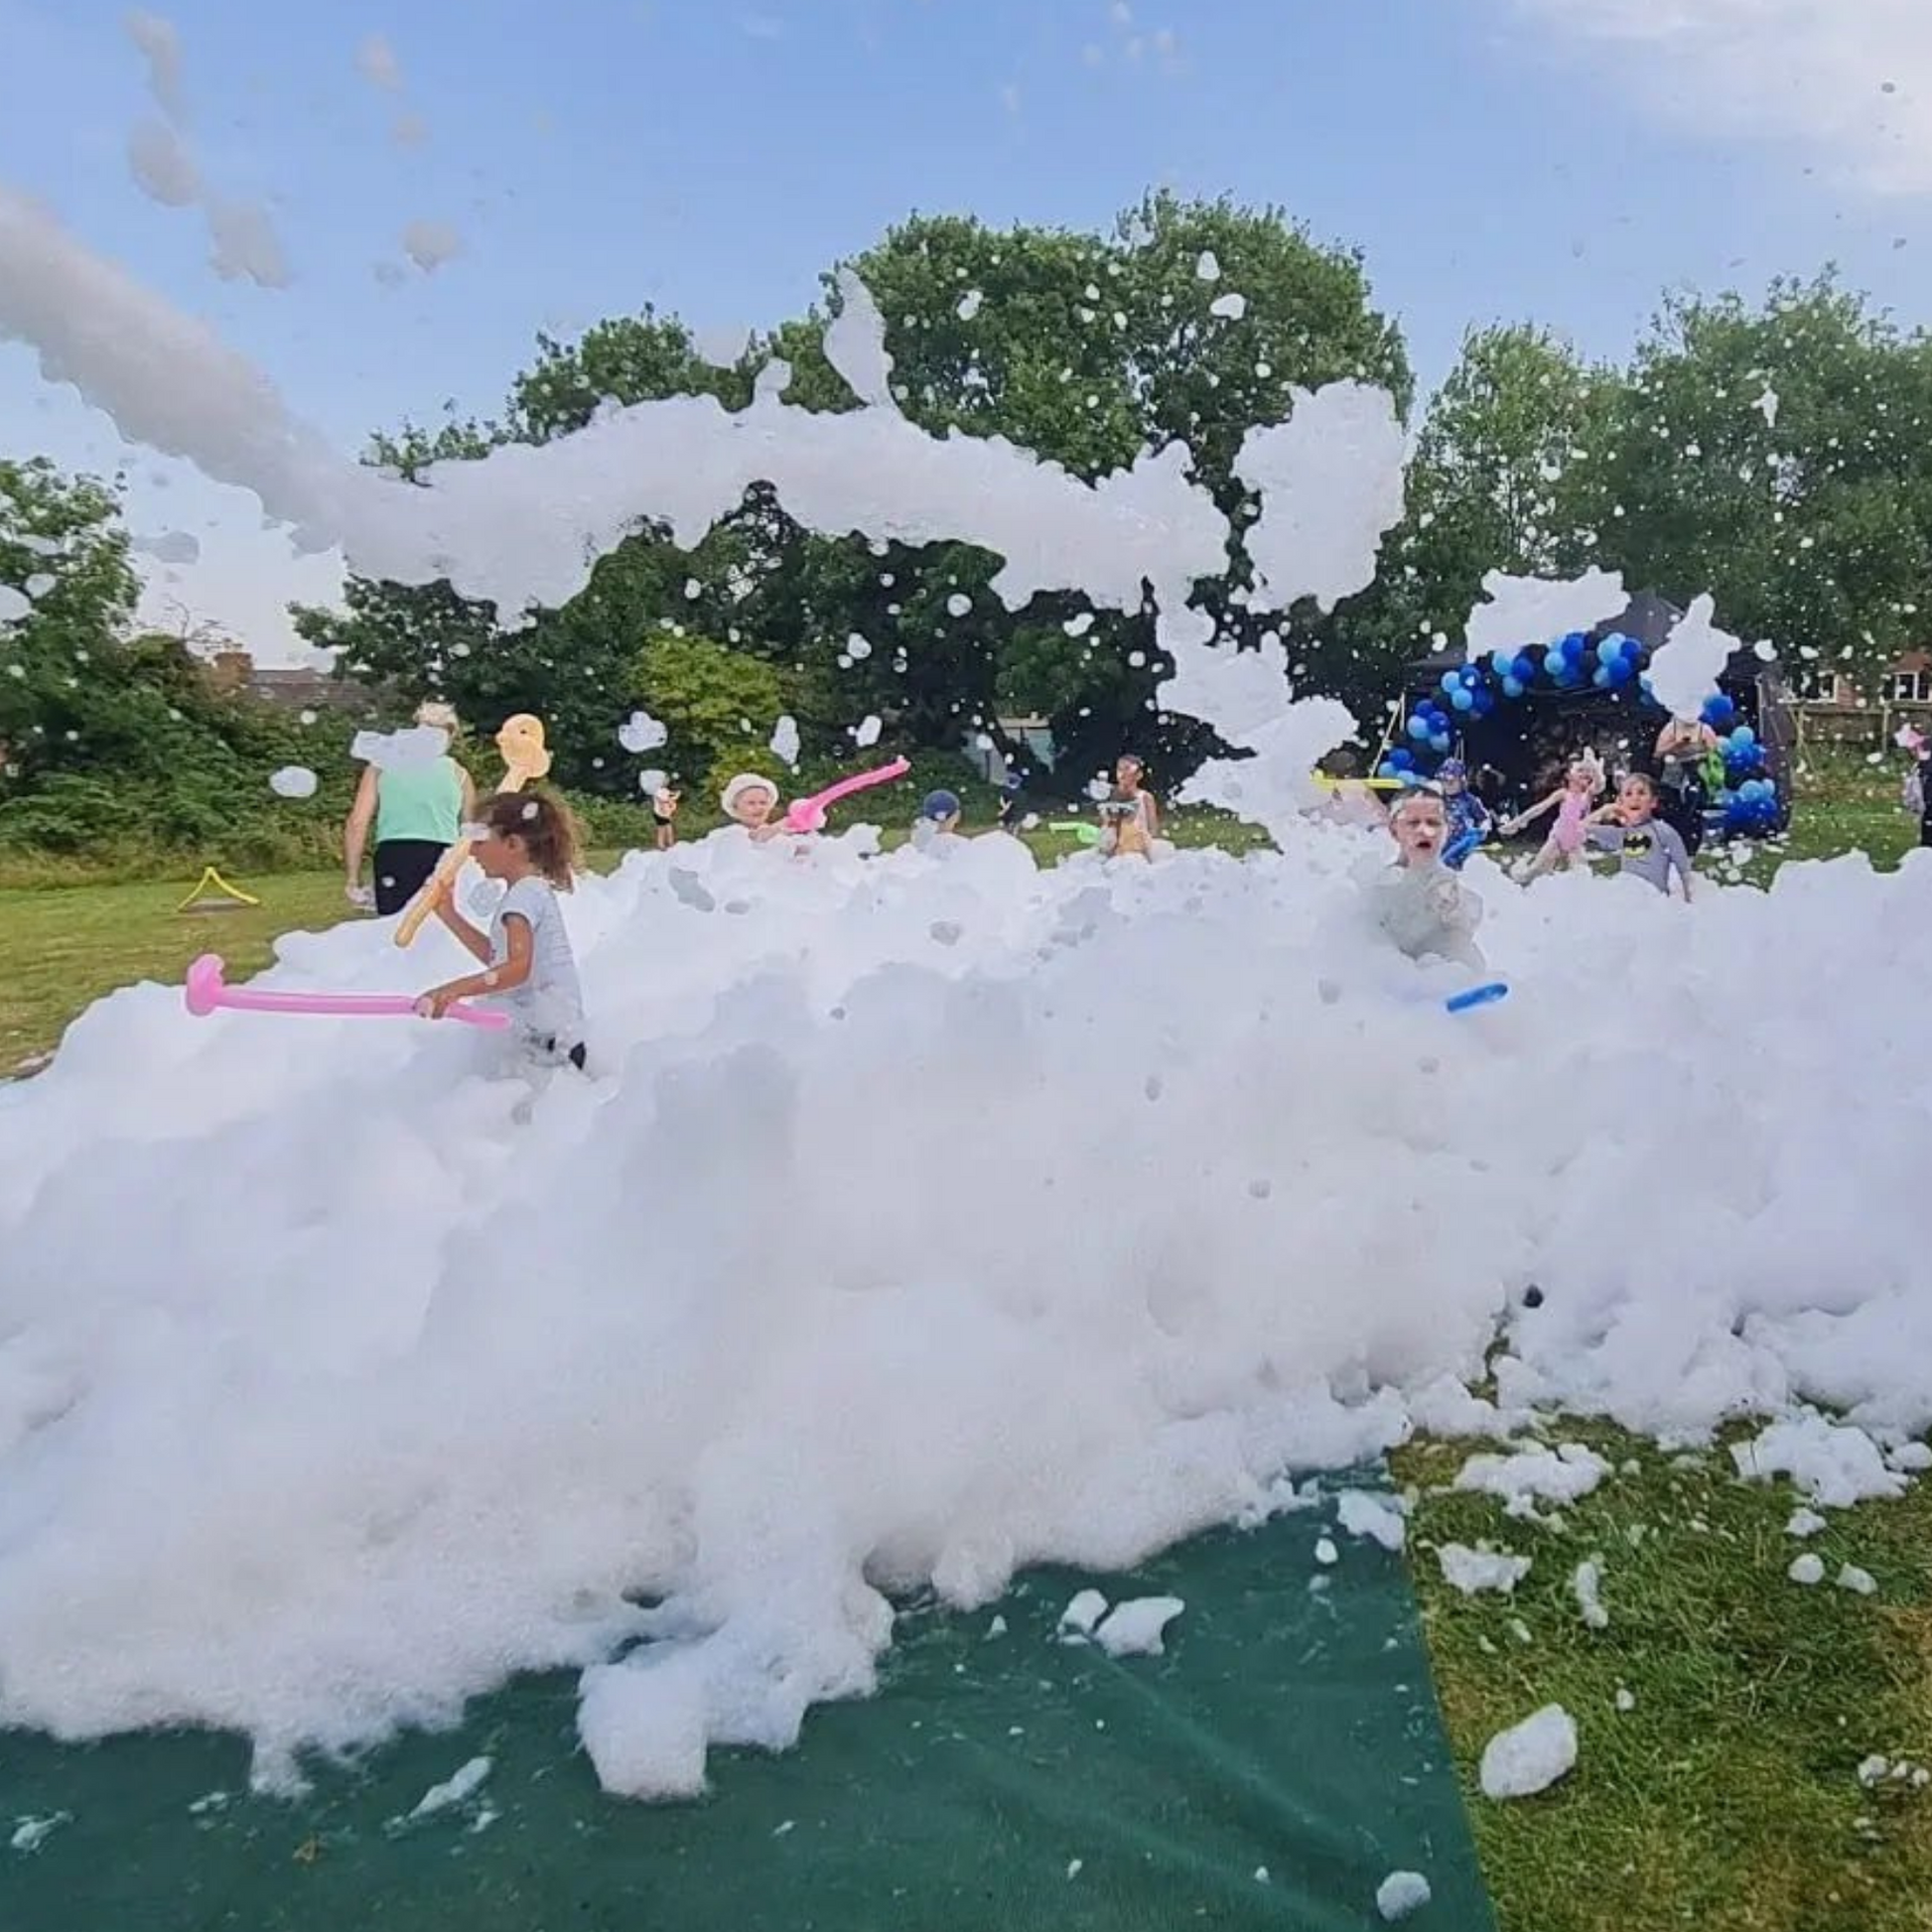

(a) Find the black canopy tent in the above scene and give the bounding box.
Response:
[1405,593,1794,821]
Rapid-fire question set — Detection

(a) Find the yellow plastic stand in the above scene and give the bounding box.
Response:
[177,867,261,912]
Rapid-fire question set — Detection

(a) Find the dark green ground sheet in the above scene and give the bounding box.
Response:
[1,1481,1493,1931]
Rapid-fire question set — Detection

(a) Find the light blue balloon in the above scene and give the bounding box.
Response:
[1432,733,1451,754]
[1409,716,1431,741]
[1450,687,1474,711]
[1593,666,1611,687]
[1502,676,1525,699]
[1440,670,1460,695]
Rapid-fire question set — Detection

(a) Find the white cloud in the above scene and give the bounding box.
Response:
[123,10,186,122]
[127,119,200,207]
[1511,0,1932,195]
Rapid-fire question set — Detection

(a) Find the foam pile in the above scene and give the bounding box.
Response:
[1,822,1930,1795]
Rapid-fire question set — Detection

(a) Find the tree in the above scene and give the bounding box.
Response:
[0,458,353,863]
[299,195,1418,798]
[636,629,789,800]
[1590,276,1932,684]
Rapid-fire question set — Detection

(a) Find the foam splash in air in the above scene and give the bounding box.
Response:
[0,192,1396,633]
[1461,569,1627,662]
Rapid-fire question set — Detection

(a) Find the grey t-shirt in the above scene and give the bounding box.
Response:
[491,876,585,1048]
[1366,860,1486,969]
[1587,817,1691,895]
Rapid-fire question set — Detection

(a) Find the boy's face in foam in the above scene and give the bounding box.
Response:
[732,785,776,828]
[1617,777,1656,822]
[1391,794,1447,864]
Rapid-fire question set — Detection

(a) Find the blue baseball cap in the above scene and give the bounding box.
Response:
[921,789,961,821]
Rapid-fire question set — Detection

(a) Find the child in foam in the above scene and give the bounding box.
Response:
[1435,759,1492,869]
[1367,786,1486,971]
[1502,759,1600,881]
[651,782,681,852]
[419,790,587,1068]
[910,788,963,850]
[1097,754,1164,860]
[1586,772,1694,899]
[721,772,790,844]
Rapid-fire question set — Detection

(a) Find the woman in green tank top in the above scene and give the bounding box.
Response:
[343,701,478,915]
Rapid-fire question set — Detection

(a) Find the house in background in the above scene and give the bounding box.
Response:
[203,648,384,720]
[1787,649,1932,747]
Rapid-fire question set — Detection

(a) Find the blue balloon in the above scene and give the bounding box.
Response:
[1593,666,1611,687]
[1450,687,1474,711]
[1514,654,1536,680]
[1607,658,1633,685]
[1502,676,1525,699]
[1595,638,1619,666]
[1408,716,1431,741]
[1431,733,1451,754]
[1377,761,1399,781]
[1390,748,1415,768]
[1561,630,1587,658]
[1440,670,1461,694]
[1490,650,1514,676]
[1731,724,1756,747]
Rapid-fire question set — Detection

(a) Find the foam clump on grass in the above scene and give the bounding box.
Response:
[1480,1705,1578,1800]
[1438,1546,1532,1595]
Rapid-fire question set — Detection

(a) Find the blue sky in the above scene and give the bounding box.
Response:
[4,0,1931,656]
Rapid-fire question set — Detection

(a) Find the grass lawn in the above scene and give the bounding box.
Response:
[6,785,1929,1930]
[1398,1426,1932,1932]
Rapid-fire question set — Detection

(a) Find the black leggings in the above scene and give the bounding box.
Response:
[372,840,449,915]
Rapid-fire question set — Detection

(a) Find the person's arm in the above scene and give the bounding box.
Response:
[1144,791,1162,837]
[459,765,479,822]
[343,766,378,895]
[422,911,532,1017]
[1668,826,1694,900]
[432,892,494,965]
[1502,790,1558,835]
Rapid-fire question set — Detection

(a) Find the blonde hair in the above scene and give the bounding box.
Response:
[415,699,462,735]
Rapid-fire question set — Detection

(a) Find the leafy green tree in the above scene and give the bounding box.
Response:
[636,628,789,801]
[1589,275,1932,685]
[0,458,355,864]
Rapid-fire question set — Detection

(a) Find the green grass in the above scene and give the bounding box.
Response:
[1398,1426,1932,1932]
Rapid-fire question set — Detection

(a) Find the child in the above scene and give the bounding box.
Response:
[911,788,962,849]
[420,790,586,1067]
[1585,772,1694,899]
[652,782,681,852]
[1901,729,1932,848]
[1368,786,1485,969]
[721,772,788,843]
[1502,760,1599,881]
[1098,754,1161,859]
[1436,759,1492,869]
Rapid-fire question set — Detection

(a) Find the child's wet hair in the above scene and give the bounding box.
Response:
[481,787,580,888]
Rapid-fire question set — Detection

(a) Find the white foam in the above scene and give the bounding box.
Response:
[1479,1705,1577,1800]
[1646,593,1739,722]
[1093,1595,1183,1657]
[1234,381,1408,616]
[1438,1546,1532,1596]
[269,765,319,800]
[1461,569,1626,661]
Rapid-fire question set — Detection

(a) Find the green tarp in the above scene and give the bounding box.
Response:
[1,1483,1493,1930]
